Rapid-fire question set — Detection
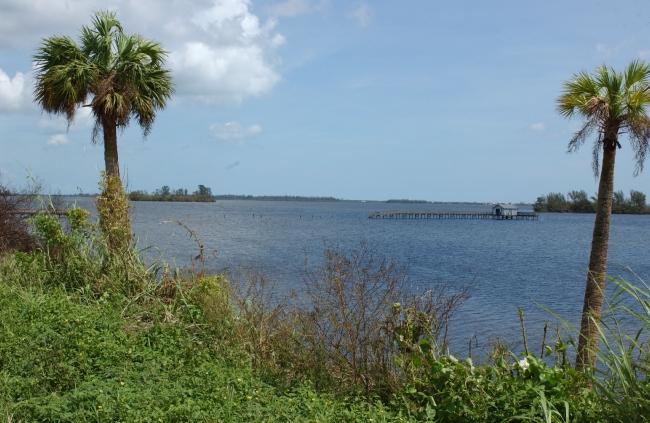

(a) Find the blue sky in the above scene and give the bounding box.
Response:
[1,0,649,202]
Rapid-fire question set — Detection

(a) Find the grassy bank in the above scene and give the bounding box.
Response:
[0,265,400,421]
[0,207,648,422]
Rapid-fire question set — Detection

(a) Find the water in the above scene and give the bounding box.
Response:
[68,198,650,356]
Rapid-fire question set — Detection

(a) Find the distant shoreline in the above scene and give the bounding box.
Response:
[62,194,531,206]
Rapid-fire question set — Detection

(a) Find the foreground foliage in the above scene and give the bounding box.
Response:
[0,206,648,421]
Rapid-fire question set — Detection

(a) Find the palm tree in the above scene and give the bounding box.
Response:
[33,10,173,179]
[557,60,650,369]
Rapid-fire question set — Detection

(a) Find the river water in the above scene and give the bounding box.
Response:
[68,198,650,356]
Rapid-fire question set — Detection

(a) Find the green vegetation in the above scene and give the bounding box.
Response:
[533,189,648,214]
[2,191,650,421]
[557,60,650,369]
[130,185,214,202]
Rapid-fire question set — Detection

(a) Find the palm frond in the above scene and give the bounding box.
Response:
[591,133,603,178]
[628,115,650,176]
[567,119,596,153]
[624,60,650,90]
[33,36,95,123]
[81,10,122,68]
[556,71,602,118]
[597,65,626,119]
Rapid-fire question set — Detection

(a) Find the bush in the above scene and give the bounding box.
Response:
[294,243,469,398]
[96,173,132,251]
[0,176,44,253]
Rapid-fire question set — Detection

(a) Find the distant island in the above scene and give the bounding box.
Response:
[129,185,214,202]
[534,189,650,214]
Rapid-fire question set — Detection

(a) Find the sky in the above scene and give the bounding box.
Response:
[1,0,650,202]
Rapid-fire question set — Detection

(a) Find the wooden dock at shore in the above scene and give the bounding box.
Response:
[368,210,538,220]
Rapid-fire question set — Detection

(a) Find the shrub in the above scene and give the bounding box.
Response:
[96,173,132,251]
[0,176,46,253]
[295,242,469,398]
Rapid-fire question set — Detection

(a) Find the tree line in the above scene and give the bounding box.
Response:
[129,185,214,202]
[534,189,648,213]
[212,195,341,201]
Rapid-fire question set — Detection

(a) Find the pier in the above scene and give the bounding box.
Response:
[368,210,538,220]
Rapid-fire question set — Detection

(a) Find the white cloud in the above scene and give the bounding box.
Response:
[46,134,69,146]
[0,69,32,112]
[209,121,262,141]
[531,122,545,131]
[0,0,285,106]
[170,40,283,106]
[596,38,635,58]
[38,106,94,130]
[268,0,330,17]
[596,43,609,55]
[346,2,373,26]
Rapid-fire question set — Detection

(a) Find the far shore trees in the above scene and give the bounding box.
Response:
[557,60,650,369]
[129,185,214,202]
[533,189,648,213]
[33,11,173,248]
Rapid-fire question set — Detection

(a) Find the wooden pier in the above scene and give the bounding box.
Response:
[368,210,538,220]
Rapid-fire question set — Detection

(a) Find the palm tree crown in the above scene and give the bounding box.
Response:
[33,11,174,177]
[557,60,650,176]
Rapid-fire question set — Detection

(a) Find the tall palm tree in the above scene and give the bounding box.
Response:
[557,60,650,369]
[33,10,173,179]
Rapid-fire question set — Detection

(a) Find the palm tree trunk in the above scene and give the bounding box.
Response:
[576,140,617,370]
[102,116,120,178]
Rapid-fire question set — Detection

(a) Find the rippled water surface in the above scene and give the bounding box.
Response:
[69,198,650,354]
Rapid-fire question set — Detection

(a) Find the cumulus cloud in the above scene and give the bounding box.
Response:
[46,134,69,146]
[0,69,32,112]
[530,122,545,131]
[209,121,262,141]
[346,1,373,26]
[0,0,285,106]
[267,0,330,17]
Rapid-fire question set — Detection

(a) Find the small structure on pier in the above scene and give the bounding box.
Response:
[492,204,517,217]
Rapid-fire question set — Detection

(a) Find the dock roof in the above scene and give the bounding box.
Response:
[492,204,518,210]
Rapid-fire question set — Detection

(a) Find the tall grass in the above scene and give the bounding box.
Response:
[591,273,650,422]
